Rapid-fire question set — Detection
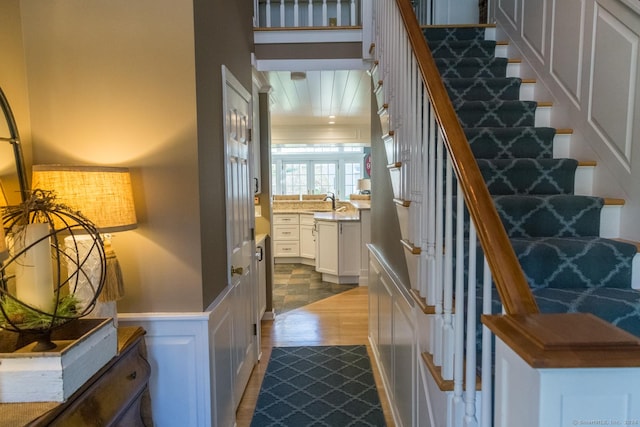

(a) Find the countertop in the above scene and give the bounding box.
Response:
[256,233,267,245]
[349,200,371,210]
[314,211,361,222]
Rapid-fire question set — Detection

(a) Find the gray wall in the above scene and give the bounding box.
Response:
[370,91,410,287]
[193,0,254,309]
[2,0,254,312]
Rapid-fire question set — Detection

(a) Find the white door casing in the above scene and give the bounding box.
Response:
[222,65,257,409]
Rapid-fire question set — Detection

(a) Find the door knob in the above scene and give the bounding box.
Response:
[231,266,244,276]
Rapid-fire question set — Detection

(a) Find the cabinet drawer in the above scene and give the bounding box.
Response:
[274,241,300,257]
[273,225,300,241]
[50,341,151,426]
[273,214,299,225]
[299,214,315,226]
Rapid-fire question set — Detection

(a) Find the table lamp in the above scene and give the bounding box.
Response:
[357,178,371,195]
[31,165,137,324]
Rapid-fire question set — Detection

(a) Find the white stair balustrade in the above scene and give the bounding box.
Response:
[254,0,362,28]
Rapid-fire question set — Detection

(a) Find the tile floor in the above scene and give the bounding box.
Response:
[272,263,358,314]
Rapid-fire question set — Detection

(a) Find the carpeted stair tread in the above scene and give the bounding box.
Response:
[423,26,488,42]
[533,287,640,337]
[493,194,604,238]
[425,25,640,346]
[428,39,496,59]
[443,77,522,102]
[477,158,578,195]
[510,236,637,290]
[465,127,555,159]
[435,57,508,78]
[454,100,538,128]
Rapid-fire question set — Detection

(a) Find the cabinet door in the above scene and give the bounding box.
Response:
[300,224,316,259]
[316,221,338,274]
[338,221,361,276]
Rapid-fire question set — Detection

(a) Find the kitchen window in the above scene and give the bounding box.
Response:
[271,145,367,199]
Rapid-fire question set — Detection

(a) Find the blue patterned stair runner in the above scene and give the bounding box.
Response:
[424,26,640,337]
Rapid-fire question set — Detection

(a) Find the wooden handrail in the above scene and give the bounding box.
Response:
[395,0,539,315]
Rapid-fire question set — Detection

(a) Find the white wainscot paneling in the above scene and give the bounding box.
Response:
[588,3,639,170]
[522,0,547,62]
[498,0,519,29]
[550,0,586,105]
[119,313,212,427]
[393,296,415,427]
[208,290,235,427]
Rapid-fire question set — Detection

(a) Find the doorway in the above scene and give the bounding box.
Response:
[260,68,372,315]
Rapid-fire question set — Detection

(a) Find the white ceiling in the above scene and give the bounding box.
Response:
[265,69,371,126]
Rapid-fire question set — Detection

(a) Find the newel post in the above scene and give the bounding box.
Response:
[484,313,640,427]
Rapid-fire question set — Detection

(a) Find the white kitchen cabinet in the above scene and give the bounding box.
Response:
[299,214,316,260]
[315,219,361,283]
[273,214,300,257]
[316,221,339,273]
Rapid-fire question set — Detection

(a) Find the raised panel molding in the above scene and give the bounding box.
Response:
[521,0,547,62]
[119,313,212,427]
[550,0,586,106]
[588,3,638,170]
[498,0,519,29]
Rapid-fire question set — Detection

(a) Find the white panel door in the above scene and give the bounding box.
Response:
[222,66,256,409]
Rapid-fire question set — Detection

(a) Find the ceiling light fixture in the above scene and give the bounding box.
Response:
[290,71,307,81]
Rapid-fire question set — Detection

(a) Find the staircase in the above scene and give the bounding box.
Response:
[367,0,640,425]
[424,25,640,338]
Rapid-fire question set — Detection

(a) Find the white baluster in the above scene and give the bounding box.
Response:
[452,182,465,425]
[322,0,328,26]
[294,0,299,27]
[426,103,436,306]
[465,224,479,427]
[266,0,272,27]
[420,85,430,299]
[351,0,356,26]
[280,0,285,27]
[442,154,454,379]
[308,0,313,26]
[481,258,493,427]
[433,130,444,366]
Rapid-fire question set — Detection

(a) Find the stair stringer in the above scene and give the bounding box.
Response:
[492,7,640,242]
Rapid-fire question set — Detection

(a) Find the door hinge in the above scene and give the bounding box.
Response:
[253,323,257,336]
[251,227,255,241]
[248,128,252,142]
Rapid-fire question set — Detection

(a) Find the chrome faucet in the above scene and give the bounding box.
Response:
[324,192,336,210]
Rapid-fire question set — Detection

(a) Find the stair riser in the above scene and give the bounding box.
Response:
[600,205,622,238]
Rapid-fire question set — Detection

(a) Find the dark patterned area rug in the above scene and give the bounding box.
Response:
[250,346,386,427]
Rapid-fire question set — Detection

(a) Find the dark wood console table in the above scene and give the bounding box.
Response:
[0,326,153,427]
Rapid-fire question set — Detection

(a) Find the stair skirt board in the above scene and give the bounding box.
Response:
[419,25,640,340]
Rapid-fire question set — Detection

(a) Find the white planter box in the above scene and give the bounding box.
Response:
[0,318,117,403]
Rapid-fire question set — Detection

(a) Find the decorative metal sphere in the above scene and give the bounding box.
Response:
[0,190,106,350]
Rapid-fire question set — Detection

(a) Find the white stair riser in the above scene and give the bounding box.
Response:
[495,44,508,57]
[534,105,551,127]
[553,132,571,158]
[506,62,520,77]
[633,253,640,289]
[574,165,594,196]
[599,205,622,238]
[519,82,535,100]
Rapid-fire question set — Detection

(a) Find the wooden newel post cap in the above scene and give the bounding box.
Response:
[482,313,640,369]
